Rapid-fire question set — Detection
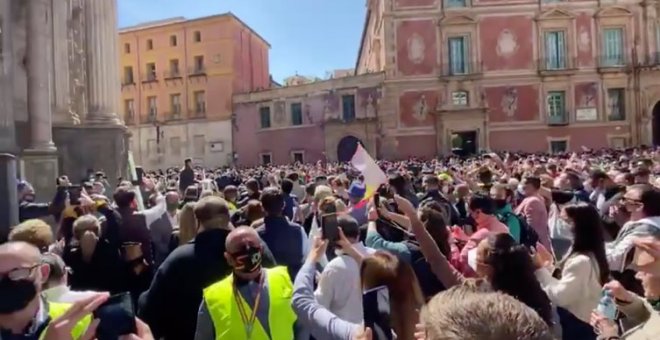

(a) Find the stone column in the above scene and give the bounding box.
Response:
[51,0,72,124]
[26,0,56,151]
[23,0,59,202]
[84,0,120,124]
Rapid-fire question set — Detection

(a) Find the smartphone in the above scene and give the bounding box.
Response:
[93,292,136,340]
[67,185,82,206]
[373,193,380,209]
[133,166,145,186]
[363,286,392,340]
[321,213,339,242]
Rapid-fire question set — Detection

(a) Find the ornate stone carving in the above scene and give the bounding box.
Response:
[501,87,518,117]
[578,26,590,53]
[496,29,518,58]
[413,95,428,121]
[407,33,425,64]
[366,95,377,118]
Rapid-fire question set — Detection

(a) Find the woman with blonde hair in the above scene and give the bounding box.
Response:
[169,202,197,249]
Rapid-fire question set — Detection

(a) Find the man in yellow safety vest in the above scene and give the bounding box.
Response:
[196,226,297,340]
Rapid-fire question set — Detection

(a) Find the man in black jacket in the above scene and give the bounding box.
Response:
[17,179,67,223]
[178,158,195,194]
[138,196,276,340]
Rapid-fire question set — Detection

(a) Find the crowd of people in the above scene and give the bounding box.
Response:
[2,147,660,340]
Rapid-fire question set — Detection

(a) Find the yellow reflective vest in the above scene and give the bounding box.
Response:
[202,266,297,340]
[39,301,92,340]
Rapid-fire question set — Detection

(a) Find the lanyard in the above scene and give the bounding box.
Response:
[234,273,265,340]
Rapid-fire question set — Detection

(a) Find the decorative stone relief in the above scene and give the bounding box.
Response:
[496,29,518,58]
[305,104,313,124]
[501,87,518,117]
[366,95,377,118]
[413,95,428,121]
[324,98,339,121]
[407,33,425,64]
[580,83,597,107]
[578,26,590,53]
[273,101,285,125]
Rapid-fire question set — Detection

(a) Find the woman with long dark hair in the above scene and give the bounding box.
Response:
[534,202,609,340]
[475,233,555,327]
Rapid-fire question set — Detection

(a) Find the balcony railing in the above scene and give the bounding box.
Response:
[163,70,182,79]
[165,111,182,121]
[121,77,135,86]
[537,57,577,73]
[440,61,482,78]
[124,112,135,125]
[190,106,206,118]
[548,113,569,126]
[597,54,629,69]
[142,72,158,83]
[188,66,206,76]
[141,111,157,124]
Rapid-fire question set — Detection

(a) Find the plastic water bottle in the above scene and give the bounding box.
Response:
[597,290,617,320]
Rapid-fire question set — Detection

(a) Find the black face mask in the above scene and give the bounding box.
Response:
[0,278,37,315]
[493,199,508,210]
[231,246,263,274]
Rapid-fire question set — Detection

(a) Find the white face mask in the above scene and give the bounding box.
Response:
[334,248,344,257]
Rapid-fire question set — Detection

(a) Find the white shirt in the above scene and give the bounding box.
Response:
[42,285,98,304]
[535,253,602,323]
[314,243,376,324]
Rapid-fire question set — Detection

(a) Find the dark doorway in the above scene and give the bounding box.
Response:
[451,131,478,156]
[337,135,362,162]
[653,102,660,146]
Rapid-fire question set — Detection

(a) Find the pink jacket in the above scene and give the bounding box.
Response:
[458,216,510,276]
[516,195,552,250]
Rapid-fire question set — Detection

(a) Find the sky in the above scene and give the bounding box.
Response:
[117,0,366,82]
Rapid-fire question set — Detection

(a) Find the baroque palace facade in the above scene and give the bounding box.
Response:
[233,0,660,166]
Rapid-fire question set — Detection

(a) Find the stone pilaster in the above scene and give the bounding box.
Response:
[51,0,73,125]
[26,0,56,151]
[0,0,17,153]
[84,0,120,124]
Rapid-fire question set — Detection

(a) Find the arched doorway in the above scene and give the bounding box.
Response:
[653,102,660,146]
[337,135,362,163]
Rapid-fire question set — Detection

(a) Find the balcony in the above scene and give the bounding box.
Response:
[124,112,135,125]
[165,110,182,121]
[190,105,206,118]
[547,113,569,126]
[188,66,206,77]
[440,61,482,80]
[163,70,182,80]
[121,77,136,87]
[141,111,157,124]
[537,57,577,76]
[597,54,630,72]
[142,72,158,83]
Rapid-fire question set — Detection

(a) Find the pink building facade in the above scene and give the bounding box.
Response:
[233,0,660,165]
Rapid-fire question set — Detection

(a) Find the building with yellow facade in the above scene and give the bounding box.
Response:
[119,13,270,168]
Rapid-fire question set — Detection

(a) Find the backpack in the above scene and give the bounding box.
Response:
[497,211,539,248]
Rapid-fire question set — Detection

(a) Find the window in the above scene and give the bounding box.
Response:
[124,99,134,122]
[602,28,624,66]
[146,63,156,81]
[292,151,304,163]
[146,39,153,50]
[169,59,180,77]
[260,153,272,165]
[193,56,205,73]
[170,94,181,116]
[452,91,468,106]
[260,106,271,129]
[170,35,177,47]
[210,142,224,153]
[291,103,303,126]
[448,36,468,75]
[193,135,205,157]
[124,43,130,54]
[546,91,566,124]
[549,140,568,154]
[445,0,466,8]
[193,31,201,42]
[123,66,134,84]
[608,88,626,121]
[147,96,157,121]
[341,95,356,121]
[544,31,566,69]
[170,137,181,156]
[194,91,206,115]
